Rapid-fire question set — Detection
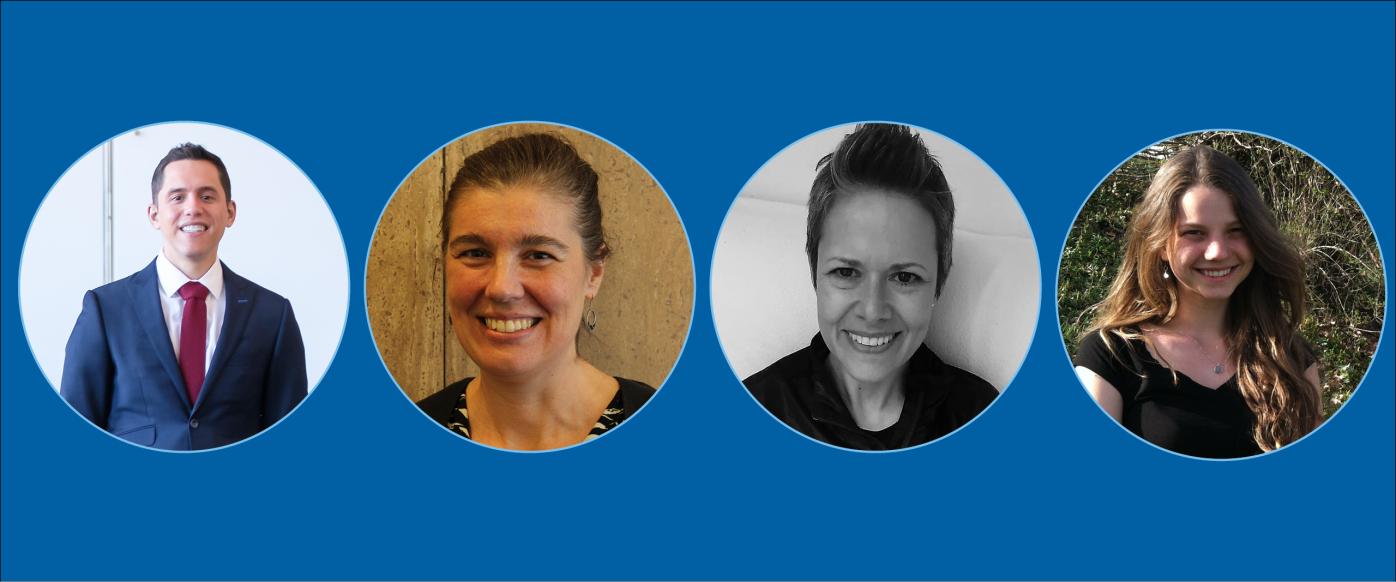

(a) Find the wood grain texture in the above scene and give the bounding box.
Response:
[370,123,693,404]
[365,151,445,403]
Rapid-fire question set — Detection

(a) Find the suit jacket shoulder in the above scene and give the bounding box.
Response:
[61,260,307,451]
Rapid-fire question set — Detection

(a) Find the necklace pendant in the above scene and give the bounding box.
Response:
[1214,363,1224,375]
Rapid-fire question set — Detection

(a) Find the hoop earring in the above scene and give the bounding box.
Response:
[583,303,598,332]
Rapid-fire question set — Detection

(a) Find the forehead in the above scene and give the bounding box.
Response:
[448,186,581,242]
[160,160,224,192]
[818,188,939,264]
[1175,184,1239,225]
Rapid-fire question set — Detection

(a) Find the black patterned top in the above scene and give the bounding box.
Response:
[447,384,626,442]
[415,376,656,443]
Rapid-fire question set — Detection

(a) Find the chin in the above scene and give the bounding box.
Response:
[475,357,542,380]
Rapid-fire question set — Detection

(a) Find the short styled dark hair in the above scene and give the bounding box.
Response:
[444,133,610,262]
[150,143,232,202]
[805,123,955,296]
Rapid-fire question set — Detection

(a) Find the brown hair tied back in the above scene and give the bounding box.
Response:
[444,133,610,263]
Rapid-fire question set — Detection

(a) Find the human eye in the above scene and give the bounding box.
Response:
[452,247,489,261]
[830,267,858,280]
[891,272,925,286]
[1227,226,1248,238]
[524,250,558,263]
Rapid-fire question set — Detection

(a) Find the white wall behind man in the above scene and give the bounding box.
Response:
[21,122,348,392]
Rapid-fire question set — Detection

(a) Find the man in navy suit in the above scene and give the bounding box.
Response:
[61,143,307,450]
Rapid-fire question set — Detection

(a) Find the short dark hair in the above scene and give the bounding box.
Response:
[444,133,610,262]
[805,123,955,296]
[151,143,232,202]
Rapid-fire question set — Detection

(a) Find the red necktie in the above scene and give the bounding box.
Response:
[178,282,210,406]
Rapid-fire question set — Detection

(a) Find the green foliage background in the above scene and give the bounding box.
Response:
[1058,132,1385,417]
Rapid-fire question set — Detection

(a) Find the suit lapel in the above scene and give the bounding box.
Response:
[128,260,192,411]
[198,263,253,412]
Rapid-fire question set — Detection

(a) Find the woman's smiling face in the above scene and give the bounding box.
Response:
[1166,184,1254,304]
[445,186,604,380]
[814,188,940,386]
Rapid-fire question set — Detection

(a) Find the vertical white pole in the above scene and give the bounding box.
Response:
[102,140,114,283]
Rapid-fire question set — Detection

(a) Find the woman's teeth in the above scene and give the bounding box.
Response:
[180,225,207,233]
[847,331,894,347]
[484,318,537,333]
[1200,267,1234,277]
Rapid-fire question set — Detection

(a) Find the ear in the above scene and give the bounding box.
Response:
[226,199,237,228]
[584,258,606,298]
[147,203,159,229]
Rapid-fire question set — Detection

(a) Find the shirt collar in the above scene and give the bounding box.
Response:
[802,333,951,427]
[155,251,224,300]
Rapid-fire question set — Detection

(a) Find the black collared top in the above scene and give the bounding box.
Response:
[743,334,999,451]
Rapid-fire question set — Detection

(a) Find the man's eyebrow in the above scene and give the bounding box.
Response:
[163,186,219,195]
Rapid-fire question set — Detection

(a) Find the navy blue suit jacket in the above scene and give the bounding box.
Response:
[60,260,307,450]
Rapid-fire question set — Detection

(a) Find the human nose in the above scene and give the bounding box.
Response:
[182,197,207,215]
[1204,236,1229,261]
[857,278,891,321]
[485,258,525,302]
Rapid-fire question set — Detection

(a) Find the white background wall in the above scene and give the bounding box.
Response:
[712,123,1040,390]
[20,122,348,391]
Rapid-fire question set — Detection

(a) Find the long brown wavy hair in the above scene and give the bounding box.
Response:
[1085,145,1320,451]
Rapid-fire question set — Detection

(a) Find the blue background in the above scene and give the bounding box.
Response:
[3,2,1392,580]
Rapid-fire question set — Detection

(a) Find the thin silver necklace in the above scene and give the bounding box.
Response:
[1182,333,1227,375]
[1146,326,1227,375]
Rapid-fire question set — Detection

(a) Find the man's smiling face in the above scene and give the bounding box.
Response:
[148,159,236,278]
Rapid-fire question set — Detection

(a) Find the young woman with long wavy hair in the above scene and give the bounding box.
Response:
[1074,145,1322,458]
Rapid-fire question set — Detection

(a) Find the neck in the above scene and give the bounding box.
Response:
[827,358,905,429]
[166,248,216,280]
[1167,292,1229,339]
[470,355,609,449]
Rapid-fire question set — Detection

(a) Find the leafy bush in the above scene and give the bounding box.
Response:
[1059,131,1384,417]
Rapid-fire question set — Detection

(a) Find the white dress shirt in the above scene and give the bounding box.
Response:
[154,251,226,373]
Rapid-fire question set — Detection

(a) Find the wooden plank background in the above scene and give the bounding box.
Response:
[366,124,694,403]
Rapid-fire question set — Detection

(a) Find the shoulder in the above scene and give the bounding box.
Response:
[1074,329,1142,370]
[223,265,291,307]
[615,377,656,411]
[417,378,471,424]
[87,264,153,301]
[742,345,817,401]
[936,361,1000,408]
[910,348,998,413]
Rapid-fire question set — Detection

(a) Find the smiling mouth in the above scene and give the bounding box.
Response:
[845,330,899,352]
[180,225,208,233]
[480,317,541,333]
[1198,266,1237,278]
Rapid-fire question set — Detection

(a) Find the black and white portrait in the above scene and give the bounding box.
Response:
[712,123,1038,451]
